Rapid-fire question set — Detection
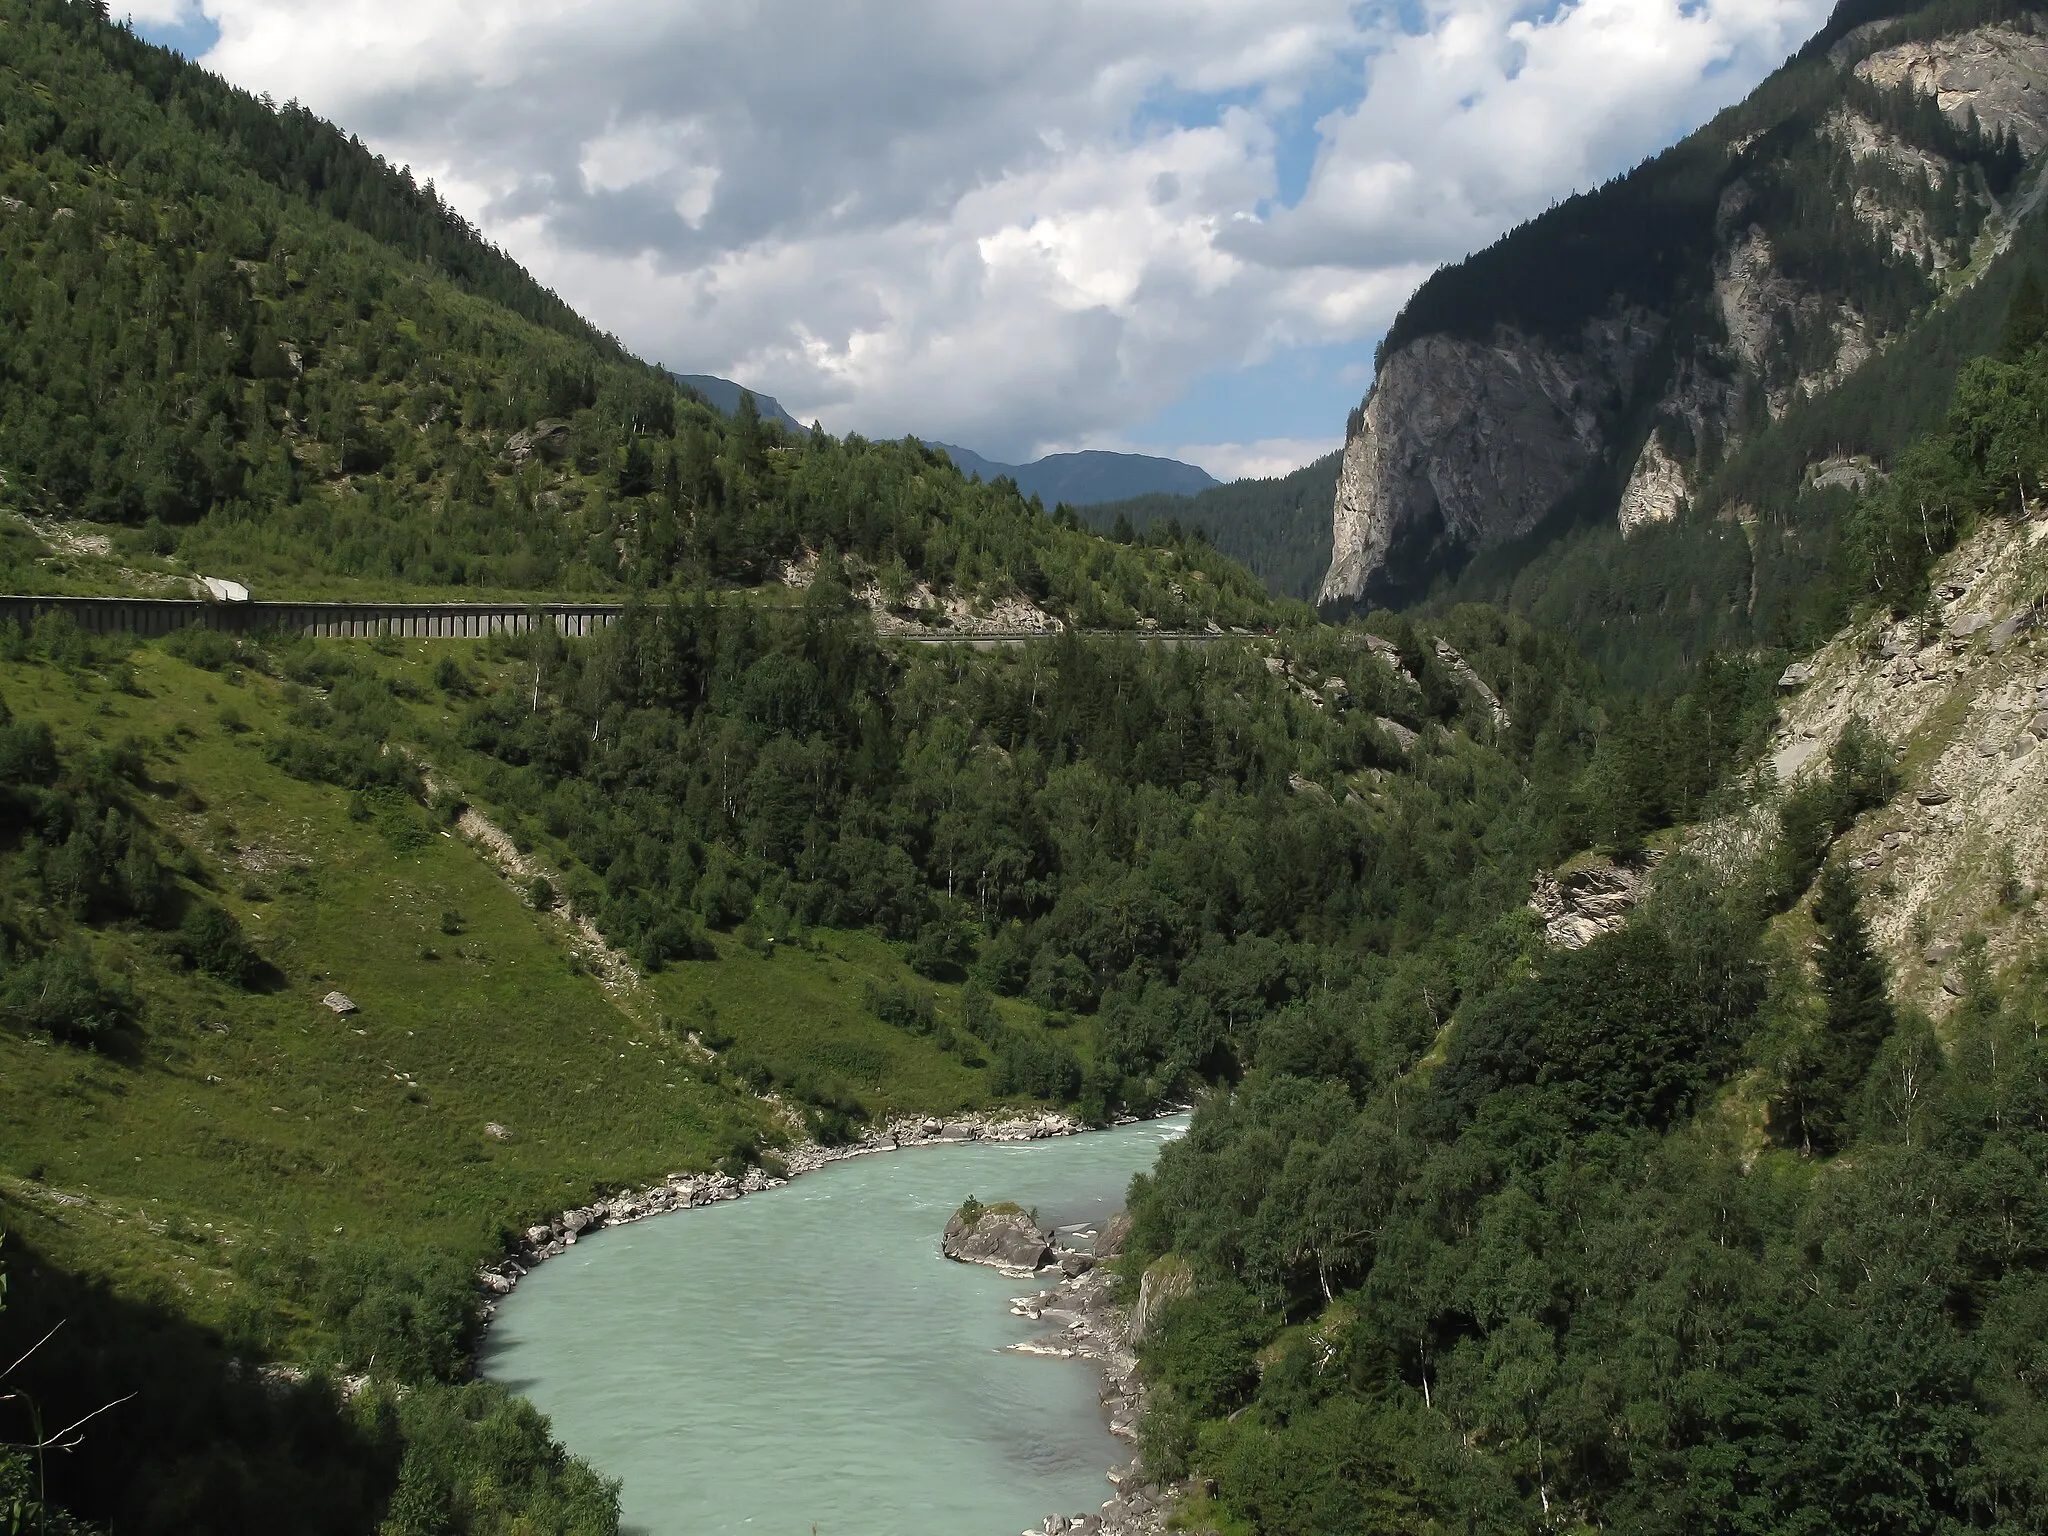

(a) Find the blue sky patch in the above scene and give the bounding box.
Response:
[125,7,222,61]
[1123,338,1381,453]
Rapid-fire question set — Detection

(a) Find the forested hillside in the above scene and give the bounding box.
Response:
[13,0,2048,1532]
[0,0,1277,630]
[1086,450,1341,602]
[0,579,1770,1530]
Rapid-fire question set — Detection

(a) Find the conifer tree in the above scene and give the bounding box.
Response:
[1795,861,1898,1153]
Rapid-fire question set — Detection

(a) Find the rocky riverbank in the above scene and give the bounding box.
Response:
[474,1109,1089,1316]
[993,1213,1182,1536]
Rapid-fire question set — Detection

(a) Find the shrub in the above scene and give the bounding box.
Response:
[176,902,260,986]
[0,938,135,1044]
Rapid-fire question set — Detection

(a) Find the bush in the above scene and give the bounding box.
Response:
[431,655,473,697]
[988,1032,1084,1102]
[176,901,261,986]
[863,978,938,1034]
[315,1242,478,1385]
[0,938,135,1044]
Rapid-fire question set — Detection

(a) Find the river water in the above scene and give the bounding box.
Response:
[482,1115,1188,1536]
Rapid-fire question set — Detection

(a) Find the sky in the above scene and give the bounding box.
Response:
[124,0,1835,479]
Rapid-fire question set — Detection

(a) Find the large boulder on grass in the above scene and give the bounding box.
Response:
[942,1198,1053,1270]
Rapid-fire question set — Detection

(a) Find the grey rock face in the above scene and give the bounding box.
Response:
[1095,1210,1133,1261]
[1319,318,1655,605]
[1530,855,1660,949]
[1856,22,2048,154]
[1128,1256,1195,1344]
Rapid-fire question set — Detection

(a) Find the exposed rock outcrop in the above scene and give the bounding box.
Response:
[1855,22,2048,154]
[504,419,570,465]
[1128,1254,1195,1344]
[943,1200,1055,1271]
[1530,854,1661,949]
[1434,638,1512,728]
[1319,317,1657,605]
[1318,17,2047,608]
[1687,513,2048,1016]
[1618,432,1689,536]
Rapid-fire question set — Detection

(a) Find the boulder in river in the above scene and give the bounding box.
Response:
[943,1197,1054,1270]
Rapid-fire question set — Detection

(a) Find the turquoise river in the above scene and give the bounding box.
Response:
[482,1115,1188,1536]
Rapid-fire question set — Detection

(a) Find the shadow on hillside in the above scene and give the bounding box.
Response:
[0,1234,397,1535]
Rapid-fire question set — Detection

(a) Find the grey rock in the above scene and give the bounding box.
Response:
[505,419,571,465]
[1129,1256,1195,1343]
[1856,24,2048,155]
[1529,854,1659,949]
[1095,1211,1133,1261]
[1925,941,1961,966]
[1779,662,1816,689]
[1372,716,1420,752]
[1990,612,2033,652]
[1916,789,1953,805]
[1287,772,1331,802]
[1942,972,1968,997]
[943,1205,1055,1270]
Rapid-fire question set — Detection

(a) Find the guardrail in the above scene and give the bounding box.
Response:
[0,596,1254,648]
[0,595,624,639]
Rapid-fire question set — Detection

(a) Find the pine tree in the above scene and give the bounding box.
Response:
[1797,861,1898,1153]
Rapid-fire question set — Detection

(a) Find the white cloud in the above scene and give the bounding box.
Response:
[169,0,1832,467]
[1172,437,1346,482]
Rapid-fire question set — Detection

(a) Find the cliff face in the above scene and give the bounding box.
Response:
[1322,318,1656,604]
[1321,7,2048,609]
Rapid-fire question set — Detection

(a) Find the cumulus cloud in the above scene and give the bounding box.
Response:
[140,0,1831,468]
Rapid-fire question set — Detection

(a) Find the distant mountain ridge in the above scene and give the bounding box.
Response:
[927,443,1219,506]
[672,373,806,433]
[666,382,1217,507]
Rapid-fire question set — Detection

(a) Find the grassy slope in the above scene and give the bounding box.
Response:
[0,635,1042,1356]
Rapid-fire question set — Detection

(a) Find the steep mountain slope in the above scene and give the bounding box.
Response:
[1742,512,2048,1013]
[930,443,1220,505]
[1322,0,2046,623]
